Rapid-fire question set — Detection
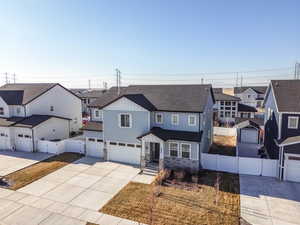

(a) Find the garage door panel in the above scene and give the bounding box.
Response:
[15,134,33,152]
[86,138,104,158]
[108,143,140,165]
[241,129,258,144]
[285,156,300,183]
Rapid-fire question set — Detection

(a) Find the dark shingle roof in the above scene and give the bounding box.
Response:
[213,92,240,101]
[13,115,70,128]
[235,117,264,126]
[270,80,300,112]
[238,103,257,112]
[235,120,260,129]
[234,86,267,94]
[78,90,106,98]
[89,84,214,112]
[81,121,103,132]
[138,127,202,142]
[0,83,57,105]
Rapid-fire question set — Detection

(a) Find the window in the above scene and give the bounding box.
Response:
[97,139,103,142]
[24,135,31,139]
[0,107,4,115]
[127,144,135,147]
[188,115,197,126]
[119,114,131,128]
[95,110,100,118]
[247,95,251,98]
[288,116,299,129]
[155,113,163,124]
[220,101,224,105]
[50,106,54,112]
[232,112,236,118]
[16,107,21,114]
[110,142,117,145]
[181,143,191,159]
[225,101,231,106]
[257,101,262,107]
[169,142,179,157]
[220,111,224,118]
[225,112,230,118]
[135,144,141,148]
[0,133,5,136]
[118,143,126,146]
[88,138,95,142]
[171,114,179,125]
[18,134,23,138]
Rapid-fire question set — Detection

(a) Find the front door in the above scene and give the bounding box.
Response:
[150,143,160,163]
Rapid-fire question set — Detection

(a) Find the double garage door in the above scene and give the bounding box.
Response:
[108,142,141,165]
[240,128,258,144]
[284,155,300,183]
[86,138,104,158]
[0,133,10,150]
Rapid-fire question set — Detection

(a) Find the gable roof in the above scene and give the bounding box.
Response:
[238,103,257,112]
[89,84,214,112]
[77,89,106,99]
[213,89,240,101]
[235,119,260,129]
[270,80,300,112]
[0,83,80,105]
[234,86,267,94]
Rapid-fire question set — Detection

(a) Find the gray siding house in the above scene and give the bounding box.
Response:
[85,84,215,172]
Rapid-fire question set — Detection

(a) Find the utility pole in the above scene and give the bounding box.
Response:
[201,78,204,84]
[5,72,8,84]
[88,80,91,89]
[240,75,243,87]
[115,68,121,95]
[236,72,239,87]
[103,82,108,90]
[13,73,16,83]
[295,62,300,80]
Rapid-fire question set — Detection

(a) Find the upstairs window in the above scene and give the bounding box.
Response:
[155,113,163,124]
[0,107,4,115]
[169,142,179,157]
[181,143,191,159]
[95,110,100,118]
[50,106,54,112]
[171,114,179,125]
[119,113,131,128]
[188,115,197,126]
[288,116,299,129]
[16,107,21,114]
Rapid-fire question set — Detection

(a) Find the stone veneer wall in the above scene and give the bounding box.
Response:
[164,157,199,172]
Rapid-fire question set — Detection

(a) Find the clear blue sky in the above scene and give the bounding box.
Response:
[0,0,299,88]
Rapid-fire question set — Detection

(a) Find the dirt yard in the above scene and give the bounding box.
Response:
[209,135,237,156]
[2,152,82,190]
[101,170,240,225]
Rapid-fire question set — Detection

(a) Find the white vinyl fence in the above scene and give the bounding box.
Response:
[201,153,278,177]
[37,138,85,155]
[213,127,237,136]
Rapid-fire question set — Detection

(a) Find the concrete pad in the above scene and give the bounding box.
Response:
[90,181,124,194]
[119,218,139,225]
[2,205,52,225]
[79,210,104,223]
[39,213,86,225]
[0,199,23,220]
[18,180,60,196]
[47,202,69,213]
[0,188,14,198]
[17,195,40,205]
[5,192,28,201]
[60,163,90,173]
[83,166,112,177]
[42,170,79,183]
[70,189,113,210]
[62,205,86,219]
[42,183,85,203]
[29,198,54,209]
[106,170,136,180]
[99,176,130,186]
[273,219,299,225]
[97,213,122,225]
[131,174,155,184]
[66,173,102,188]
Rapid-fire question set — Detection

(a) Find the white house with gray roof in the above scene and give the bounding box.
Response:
[83,84,214,172]
[0,83,82,152]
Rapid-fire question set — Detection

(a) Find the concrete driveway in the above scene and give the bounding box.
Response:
[0,156,154,225]
[240,175,300,225]
[0,151,52,176]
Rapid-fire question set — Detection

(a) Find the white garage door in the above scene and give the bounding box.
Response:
[284,155,300,183]
[86,138,104,158]
[0,133,10,150]
[15,134,33,152]
[241,128,258,144]
[108,142,141,165]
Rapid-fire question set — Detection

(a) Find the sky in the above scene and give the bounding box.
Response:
[0,0,299,88]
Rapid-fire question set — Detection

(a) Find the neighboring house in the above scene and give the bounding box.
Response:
[71,89,106,115]
[0,83,82,152]
[237,103,257,118]
[213,88,240,123]
[84,85,215,171]
[264,80,300,182]
[234,86,267,108]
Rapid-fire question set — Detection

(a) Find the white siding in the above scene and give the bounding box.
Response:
[90,108,103,121]
[103,97,148,112]
[25,85,82,132]
[0,97,10,118]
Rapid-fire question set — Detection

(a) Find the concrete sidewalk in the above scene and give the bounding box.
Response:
[0,157,154,225]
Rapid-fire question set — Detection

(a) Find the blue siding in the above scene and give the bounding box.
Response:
[281,113,300,139]
[150,112,200,132]
[103,110,149,143]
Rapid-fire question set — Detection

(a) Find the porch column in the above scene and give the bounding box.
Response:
[159,141,164,171]
[140,139,146,171]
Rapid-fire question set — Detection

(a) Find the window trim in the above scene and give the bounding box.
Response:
[181,143,191,159]
[171,114,179,125]
[118,113,132,128]
[95,110,100,118]
[288,116,299,129]
[188,115,197,126]
[155,112,163,124]
[50,106,54,112]
[169,142,179,157]
[0,107,4,115]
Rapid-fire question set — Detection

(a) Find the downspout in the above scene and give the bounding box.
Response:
[32,128,35,152]
[23,105,26,117]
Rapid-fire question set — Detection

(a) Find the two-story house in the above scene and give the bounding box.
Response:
[0,83,82,152]
[264,80,300,182]
[234,86,267,108]
[83,84,214,171]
